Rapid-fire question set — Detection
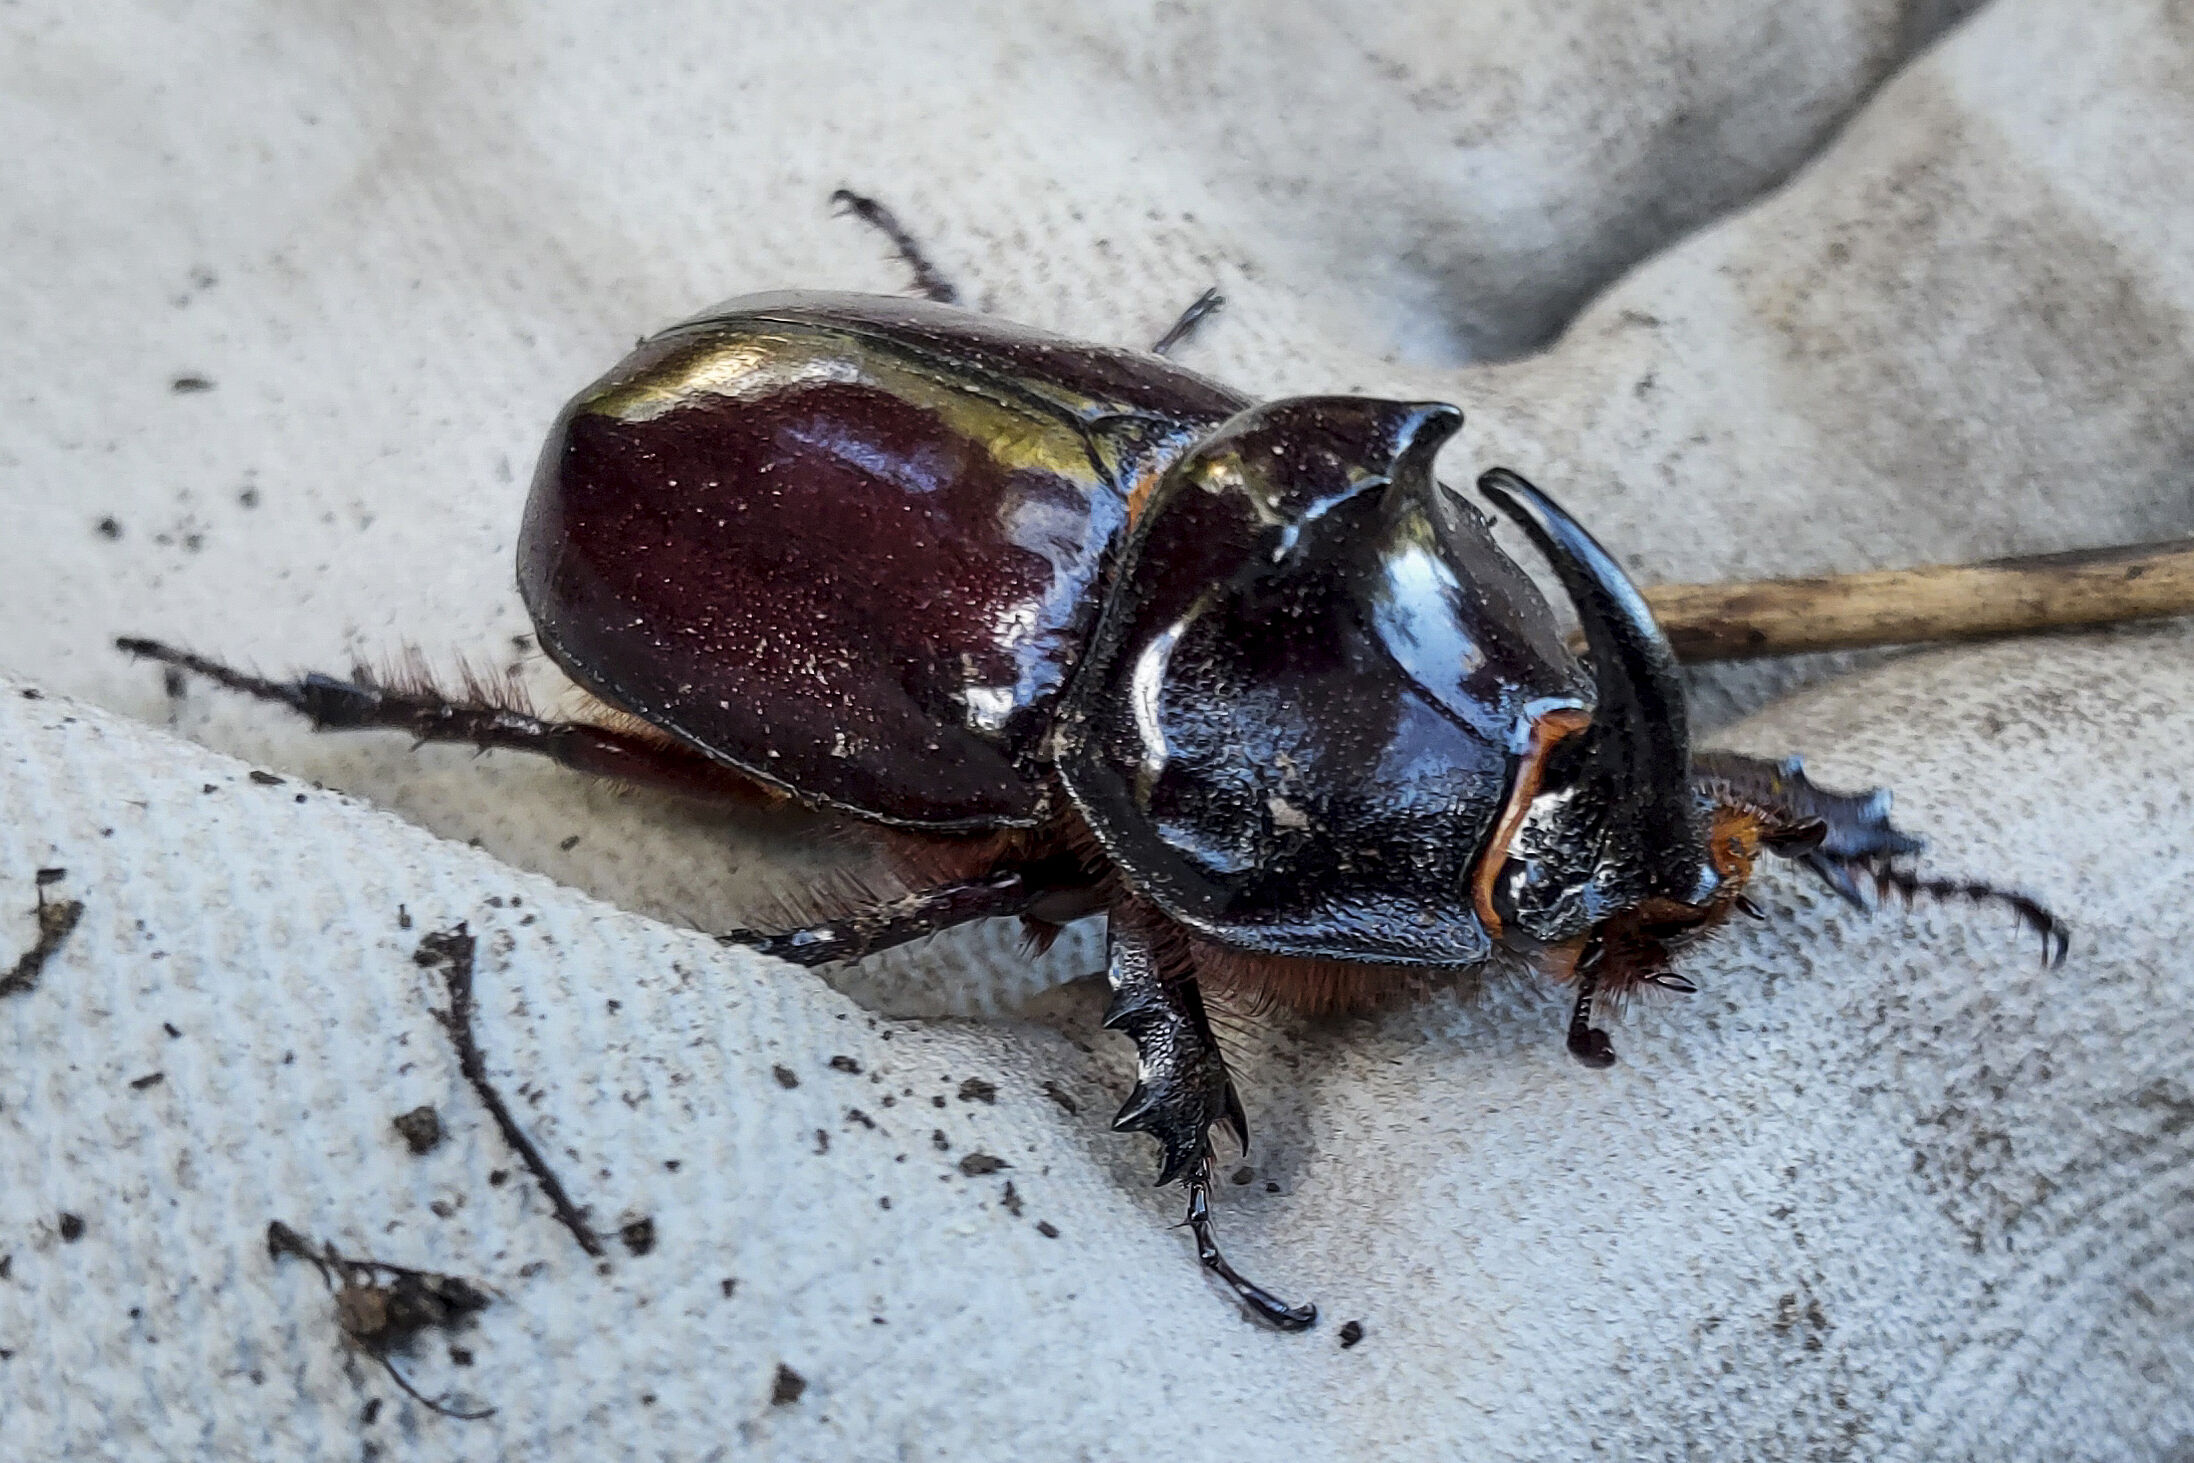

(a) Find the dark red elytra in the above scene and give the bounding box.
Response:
[519,293,1244,829]
[120,267,2065,1333]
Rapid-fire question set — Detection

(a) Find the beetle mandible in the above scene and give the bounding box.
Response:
[122,198,2065,1330]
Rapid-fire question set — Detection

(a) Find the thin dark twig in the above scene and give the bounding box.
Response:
[267,1220,485,1290]
[370,1347,495,1421]
[415,926,605,1257]
[1,884,85,999]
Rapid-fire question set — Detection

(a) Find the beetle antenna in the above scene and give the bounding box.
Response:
[1858,863,2070,967]
[829,189,960,304]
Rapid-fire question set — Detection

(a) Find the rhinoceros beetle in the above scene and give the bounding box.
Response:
[120,203,2067,1332]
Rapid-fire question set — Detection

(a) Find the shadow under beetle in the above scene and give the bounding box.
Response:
[123,199,2066,1330]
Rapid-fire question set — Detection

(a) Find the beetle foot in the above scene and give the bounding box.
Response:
[1566,959,1616,1068]
[829,189,959,304]
[1859,865,2071,968]
[1151,287,1224,356]
[1103,921,1245,1187]
[1183,1151,1317,1331]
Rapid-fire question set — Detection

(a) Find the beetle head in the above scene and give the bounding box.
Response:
[1476,469,1719,943]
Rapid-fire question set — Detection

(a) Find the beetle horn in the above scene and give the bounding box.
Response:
[1477,469,1714,903]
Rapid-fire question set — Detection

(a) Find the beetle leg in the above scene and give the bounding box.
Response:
[1150,287,1224,356]
[1103,918,1313,1329]
[1692,750,2067,964]
[716,870,1042,967]
[829,189,959,304]
[116,638,779,808]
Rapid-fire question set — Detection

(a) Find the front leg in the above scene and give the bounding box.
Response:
[1103,916,1315,1330]
[1693,751,2067,964]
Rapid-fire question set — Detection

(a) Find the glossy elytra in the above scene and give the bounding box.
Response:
[123,195,2066,1331]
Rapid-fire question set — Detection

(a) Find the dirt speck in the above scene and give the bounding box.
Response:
[957,1077,997,1104]
[392,1106,444,1155]
[1040,1081,1078,1115]
[1035,1221,1059,1238]
[958,1153,1008,1177]
[170,375,215,394]
[96,516,122,540]
[130,1071,166,1092]
[773,1065,800,1089]
[828,1055,862,1074]
[721,1277,737,1298]
[57,1213,84,1243]
[620,1217,656,1257]
[268,1220,494,1420]
[770,1363,806,1406]
[1339,1320,1365,1348]
[1001,1182,1023,1217]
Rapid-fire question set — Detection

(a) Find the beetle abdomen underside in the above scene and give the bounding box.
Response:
[517,293,1244,829]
